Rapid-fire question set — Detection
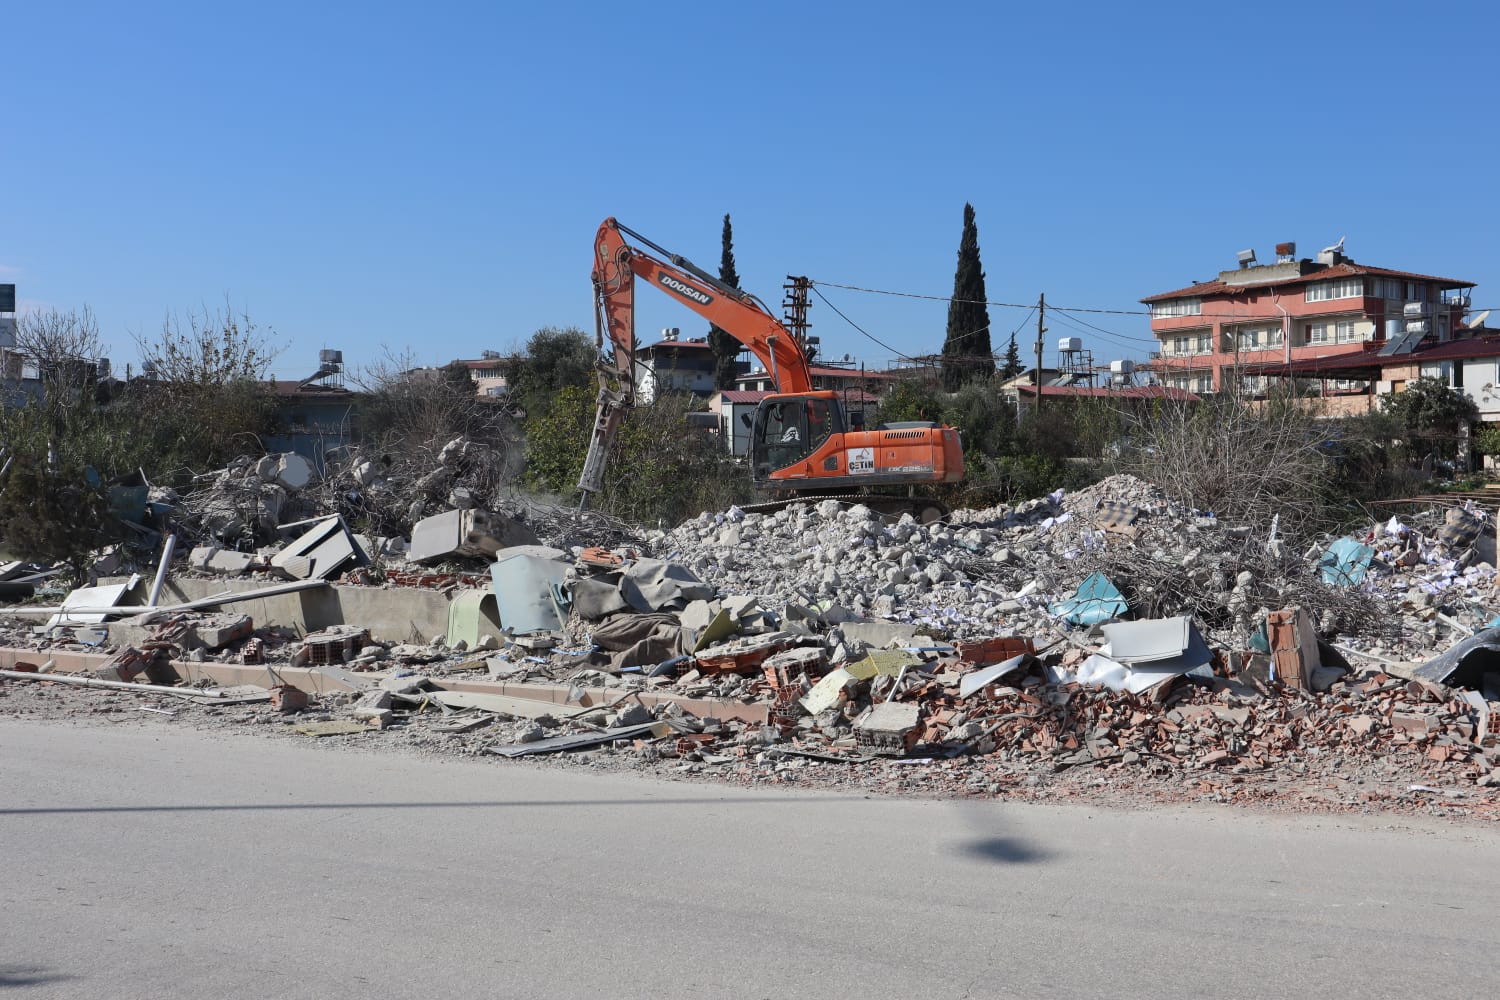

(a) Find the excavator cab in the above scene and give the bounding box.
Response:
[750,394,845,482]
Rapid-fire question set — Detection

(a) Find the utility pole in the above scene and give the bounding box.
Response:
[1034,293,1046,411]
[783,276,813,356]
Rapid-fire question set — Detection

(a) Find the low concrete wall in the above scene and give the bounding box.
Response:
[104,576,456,644]
[0,648,768,724]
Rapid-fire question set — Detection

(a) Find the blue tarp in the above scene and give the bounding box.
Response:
[1319,537,1374,587]
[1050,571,1129,626]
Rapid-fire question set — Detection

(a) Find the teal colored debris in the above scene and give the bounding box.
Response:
[1319,537,1374,587]
[1051,571,1128,626]
[1248,621,1270,654]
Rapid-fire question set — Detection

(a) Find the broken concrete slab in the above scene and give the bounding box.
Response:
[839,620,922,649]
[271,515,366,581]
[409,509,540,564]
[855,703,921,756]
[800,667,857,715]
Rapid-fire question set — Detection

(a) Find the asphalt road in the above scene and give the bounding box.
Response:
[2,719,1497,999]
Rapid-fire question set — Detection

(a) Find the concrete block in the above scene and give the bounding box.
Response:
[196,614,254,650]
[273,453,315,492]
[207,549,256,575]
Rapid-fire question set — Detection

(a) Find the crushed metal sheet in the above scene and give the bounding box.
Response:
[1414,626,1500,686]
[1050,572,1128,626]
[1318,537,1374,587]
[959,654,1028,699]
[47,578,139,627]
[764,746,874,764]
[485,720,675,757]
[490,550,569,634]
[1099,617,1192,664]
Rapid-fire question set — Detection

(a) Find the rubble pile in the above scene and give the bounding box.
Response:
[648,475,1399,653]
[6,469,1500,816]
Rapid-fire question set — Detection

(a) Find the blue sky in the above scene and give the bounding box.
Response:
[6,0,1498,379]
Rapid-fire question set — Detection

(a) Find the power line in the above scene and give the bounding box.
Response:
[808,285,920,362]
[1048,306,1159,345]
[811,279,1037,311]
[814,277,1471,325]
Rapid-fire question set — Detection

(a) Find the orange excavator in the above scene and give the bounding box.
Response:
[578,218,964,520]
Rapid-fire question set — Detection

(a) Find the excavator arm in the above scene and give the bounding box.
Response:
[578,218,813,505]
[576,217,964,515]
[592,218,813,394]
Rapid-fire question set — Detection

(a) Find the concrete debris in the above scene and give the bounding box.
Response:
[12,472,1500,817]
[855,702,922,757]
[271,516,367,580]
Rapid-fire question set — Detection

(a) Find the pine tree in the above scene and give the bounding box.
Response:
[940,203,995,392]
[1001,332,1023,379]
[709,214,743,389]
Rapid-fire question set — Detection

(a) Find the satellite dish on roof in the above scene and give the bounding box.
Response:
[1320,235,1346,255]
[1470,309,1491,330]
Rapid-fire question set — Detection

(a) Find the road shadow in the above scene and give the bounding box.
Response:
[957,835,1050,865]
[0,965,72,989]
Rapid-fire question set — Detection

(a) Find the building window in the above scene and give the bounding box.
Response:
[1307,323,1328,345]
[1420,361,1454,387]
[1335,319,1358,344]
[1233,325,1283,351]
[1151,297,1202,319]
[1168,333,1211,356]
[1305,278,1366,302]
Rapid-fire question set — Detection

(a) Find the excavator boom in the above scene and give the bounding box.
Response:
[592,218,813,393]
[577,218,963,515]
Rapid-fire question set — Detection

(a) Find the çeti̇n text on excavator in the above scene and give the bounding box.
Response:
[577,218,964,521]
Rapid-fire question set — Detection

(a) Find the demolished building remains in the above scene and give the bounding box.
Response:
[5,453,1500,814]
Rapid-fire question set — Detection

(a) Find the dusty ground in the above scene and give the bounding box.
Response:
[6,675,1496,824]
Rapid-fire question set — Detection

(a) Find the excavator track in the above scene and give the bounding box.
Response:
[739,494,950,524]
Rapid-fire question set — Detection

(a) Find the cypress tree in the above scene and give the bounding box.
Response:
[709,214,743,389]
[941,202,995,391]
[1001,332,1023,379]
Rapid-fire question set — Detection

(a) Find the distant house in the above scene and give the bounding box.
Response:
[1141,238,1474,397]
[261,380,360,472]
[1013,383,1199,415]
[734,363,897,396]
[260,351,360,471]
[634,333,718,402]
[706,390,770,456]
[450,351,522,400]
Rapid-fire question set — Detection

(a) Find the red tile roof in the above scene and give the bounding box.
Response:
[1238,335,1500,377]
[808,365,895,380]
[1403,335,1500,363]
[1015,384,1199,401]
[267,380,357,398]
[1142,261,1474,303]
